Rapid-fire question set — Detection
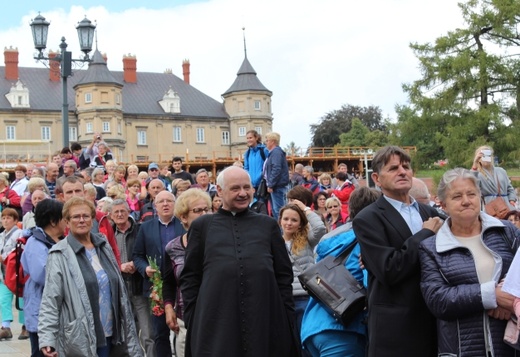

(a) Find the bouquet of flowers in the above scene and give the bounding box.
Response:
[147,256,164,316]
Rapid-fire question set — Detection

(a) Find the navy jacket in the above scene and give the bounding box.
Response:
[265,146,289,189]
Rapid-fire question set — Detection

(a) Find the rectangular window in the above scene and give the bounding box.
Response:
[85,93,92,103]
[17,96,22,105]
[196,128,205,143]
[222,131,230,145]
[254,100,261,110]
[117,122,122,135]
[6,126,15,140]
[69,127,77,141]
[102,121,110,133]
[115,94,121,105]
[101,92,109,104]
[137,130,147,145]
[41,126,51,141]
[173,127,182,142]
[255,126,262,134]
[86,122,93,133]
[238,126,246,137]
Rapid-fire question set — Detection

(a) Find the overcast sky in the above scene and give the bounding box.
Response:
[1,0,465,151]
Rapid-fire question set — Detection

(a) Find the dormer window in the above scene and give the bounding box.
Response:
[5,80,30,108]
[159,88,181,114]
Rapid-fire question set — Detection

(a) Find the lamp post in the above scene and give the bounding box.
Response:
[30,13,96,148]
[353,148,373,187]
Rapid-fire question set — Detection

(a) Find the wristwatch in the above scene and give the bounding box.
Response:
[304,207,311,212]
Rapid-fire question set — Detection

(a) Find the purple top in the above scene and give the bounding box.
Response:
[163,235,186,319]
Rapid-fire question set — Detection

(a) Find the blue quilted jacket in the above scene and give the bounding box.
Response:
[419,213,520,357]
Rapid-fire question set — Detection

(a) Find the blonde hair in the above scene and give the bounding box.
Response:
[174,188,212,229]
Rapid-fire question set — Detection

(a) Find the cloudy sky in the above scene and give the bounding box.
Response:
[1,0,464,151]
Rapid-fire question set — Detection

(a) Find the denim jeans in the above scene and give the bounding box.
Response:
[152,311,172,357]
[269,185,288,221]
[96,336,112,357]
[29,332,44,357]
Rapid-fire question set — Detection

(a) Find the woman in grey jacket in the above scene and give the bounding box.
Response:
[279,202,324,354]
[38,197,142,357]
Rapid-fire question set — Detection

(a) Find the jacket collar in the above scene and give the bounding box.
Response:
[435,213,504,253]
[67,232,106,254]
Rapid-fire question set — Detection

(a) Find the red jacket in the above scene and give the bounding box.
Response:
[0,188,21,208]
[331,181,355,215]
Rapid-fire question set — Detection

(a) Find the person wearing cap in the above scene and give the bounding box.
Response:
[147,163,171,192]
[195,169,216,194]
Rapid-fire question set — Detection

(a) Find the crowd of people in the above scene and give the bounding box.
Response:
[0,132,519,356]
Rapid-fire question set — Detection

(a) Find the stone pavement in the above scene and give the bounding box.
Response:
[0,301,30,356]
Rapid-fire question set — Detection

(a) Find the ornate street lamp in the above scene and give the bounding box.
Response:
[30,13,96,147]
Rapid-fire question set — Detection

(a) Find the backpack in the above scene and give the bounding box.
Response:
[4,233,30,310]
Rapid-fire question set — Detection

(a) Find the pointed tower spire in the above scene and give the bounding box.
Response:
[242,27,247,59]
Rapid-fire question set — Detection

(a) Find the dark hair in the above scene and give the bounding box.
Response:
[313,191,329,208]
[335,172,348,182]
[70,142,82,151]
[35,199,64,228]
[60,147,72,155]
[371,146,411,174]
[246,130,262,144]
[172,156,183,163]
[286,185,313,207]
[348,187,381,219]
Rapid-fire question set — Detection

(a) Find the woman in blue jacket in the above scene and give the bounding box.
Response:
[301,187,379,357]
[21,199,65,357]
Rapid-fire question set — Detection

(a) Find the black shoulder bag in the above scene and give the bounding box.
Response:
[298,239,366,325]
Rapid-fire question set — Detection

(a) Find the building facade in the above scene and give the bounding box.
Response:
[0,46,273,165]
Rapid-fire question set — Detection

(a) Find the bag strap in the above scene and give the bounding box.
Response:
[495,172,502,195]
[332,238,358,265]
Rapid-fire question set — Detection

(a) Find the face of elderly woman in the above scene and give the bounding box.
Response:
[66,204,94,237]
[442,178,480,222]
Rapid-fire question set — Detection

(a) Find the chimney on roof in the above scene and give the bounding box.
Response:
[4,47,19,81]
[48,51,60,82]
[123,54,137,83]
[182,59,190,84]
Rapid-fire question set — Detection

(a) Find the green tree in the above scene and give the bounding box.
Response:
[339,118,369,146]
[310,104,386,147]
[401,0,520,166]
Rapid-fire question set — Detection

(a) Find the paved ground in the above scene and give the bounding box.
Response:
[0,302,30,356]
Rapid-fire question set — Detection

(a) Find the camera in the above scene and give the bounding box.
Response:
[481,149,492,162]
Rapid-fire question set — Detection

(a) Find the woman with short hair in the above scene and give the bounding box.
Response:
[420,168,520,356]
[38,197,142,357]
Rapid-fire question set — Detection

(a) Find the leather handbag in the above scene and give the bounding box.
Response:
[298,239,366,325]
[484,176,509,219]
[256,178,269,199]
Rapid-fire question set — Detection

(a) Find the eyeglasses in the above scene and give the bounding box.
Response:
[190,207,210,214]
[327,205,339,209]
[131,185,140,188]
[69,214,92,222]
[149,168,158,172]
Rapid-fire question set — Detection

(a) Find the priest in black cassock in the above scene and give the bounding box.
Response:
[180,166,301,357]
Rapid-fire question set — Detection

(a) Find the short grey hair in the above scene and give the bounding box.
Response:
[437,168,480,202]
[109,199,130,212]
[303,166,314,175]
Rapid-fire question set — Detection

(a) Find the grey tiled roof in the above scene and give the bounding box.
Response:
[75,50,123,87]
[222,57,272,96]
[0,54,229,119]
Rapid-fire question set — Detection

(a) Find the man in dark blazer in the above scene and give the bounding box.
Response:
[133,190,185,357]
[352,146,443,357]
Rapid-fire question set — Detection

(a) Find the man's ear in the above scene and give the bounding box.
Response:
[371,172,380,187]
